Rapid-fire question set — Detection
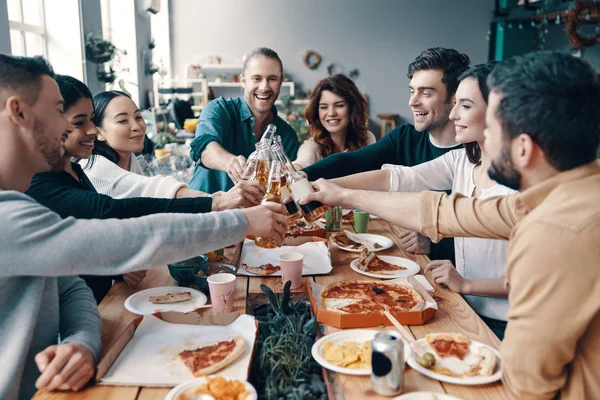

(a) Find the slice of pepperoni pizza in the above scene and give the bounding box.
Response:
[425,333,470,360]
[178,336,246,377]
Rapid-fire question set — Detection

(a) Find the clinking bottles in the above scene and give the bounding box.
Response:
[242,124,277,183]
[271,137,326,223]
[270,142,301,221]
[255,160,283,249]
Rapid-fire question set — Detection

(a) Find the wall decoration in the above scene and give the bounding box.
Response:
[302,50,322,70]
[326,63,340,76]
[349,69,360,80]
[567,2,600,48]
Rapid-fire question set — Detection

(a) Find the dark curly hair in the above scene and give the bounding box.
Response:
[303,74,369,158]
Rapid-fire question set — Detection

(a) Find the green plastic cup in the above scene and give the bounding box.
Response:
[354,210,369,233]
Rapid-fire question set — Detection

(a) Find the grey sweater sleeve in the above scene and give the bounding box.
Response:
[57,276,102,361]
[0,191,248,278]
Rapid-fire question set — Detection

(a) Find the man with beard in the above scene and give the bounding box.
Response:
[188,47,300,193]
[299,51,600,400]
[0,55,288,400]
[305,47,469,262]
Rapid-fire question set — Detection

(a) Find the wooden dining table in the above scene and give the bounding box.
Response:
[33,218,514,400]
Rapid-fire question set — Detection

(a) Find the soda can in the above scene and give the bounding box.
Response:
[325,205,342,232]
[371,331,404,396]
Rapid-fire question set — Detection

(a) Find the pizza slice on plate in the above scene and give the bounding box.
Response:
[331,232,362,249]
[426,333,470,360]
[178,336,246,377]
[357,248,407,273]
[148,292,192,304]
[241,263,281,276]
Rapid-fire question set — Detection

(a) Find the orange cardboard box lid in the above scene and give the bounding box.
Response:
[306,277,437,329]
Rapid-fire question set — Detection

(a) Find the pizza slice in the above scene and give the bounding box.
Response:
[331,232,362,249]
[335,298,386,314]
[464,347,497,376]
[148,292,192,304]
[178,336,246,377]
[426,333,470,360]
[241,263,281,276]
[357,248,407,273]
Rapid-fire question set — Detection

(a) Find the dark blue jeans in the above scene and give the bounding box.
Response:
[480,315,507,340]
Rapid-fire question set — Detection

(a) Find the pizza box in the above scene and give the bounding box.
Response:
[306,277,437,328]
[95,311,258,387]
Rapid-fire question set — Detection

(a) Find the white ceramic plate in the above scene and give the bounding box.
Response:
[332,233,394,253]
[406,338,502,385]
[124,286,207,315]
[349,256,420,279]
[165,375,257,400]
[393,392,463,400]
[312,329,411,376]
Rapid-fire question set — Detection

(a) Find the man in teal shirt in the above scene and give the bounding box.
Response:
[189,48,299,193]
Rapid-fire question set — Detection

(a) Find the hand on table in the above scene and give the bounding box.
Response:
[242,202,288,245]
[400,231,431,254]
[35,342,96,392]
[123,270,147,287]
[212,180,266,210]
[425,260,467,293]
[227,155,247,184]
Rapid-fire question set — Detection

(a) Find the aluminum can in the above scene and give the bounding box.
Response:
[325,205,342,232]
[371,331,404,396]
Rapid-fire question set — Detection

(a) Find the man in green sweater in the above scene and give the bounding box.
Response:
[303,48,469,262]
[189,47,300,193]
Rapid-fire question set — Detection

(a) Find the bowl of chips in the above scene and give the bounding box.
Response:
[167,255,209,286]
[165,375,257,400]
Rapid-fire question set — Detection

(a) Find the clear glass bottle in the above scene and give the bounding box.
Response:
[270,142,302,221]
[271,137,326,223]
[255,160,283,248]
[243,124,277,185]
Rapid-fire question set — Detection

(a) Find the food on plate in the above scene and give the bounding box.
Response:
[414,352,437,369]
[241,263,281,276]
[357,248,407,273]
[426,333,470,360]
[321,281,425,314]
[148,291,192,304]
[178,376,249,400]
[341,210,354,222]
[321,340,371,369]
[287,218,325,238]
[330,231,363,249]
[178,336,246,377]
[464,347,497,376]
[205,250,225,262]
[430,364,463,378]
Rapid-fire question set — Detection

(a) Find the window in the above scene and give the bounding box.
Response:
[7,0,47,57]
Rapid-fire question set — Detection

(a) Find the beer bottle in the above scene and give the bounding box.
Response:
[270,142,302,220]
[244,124,277,179]
[255,160,283,249]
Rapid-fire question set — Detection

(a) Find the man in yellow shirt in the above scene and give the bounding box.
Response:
[300,51,600,399]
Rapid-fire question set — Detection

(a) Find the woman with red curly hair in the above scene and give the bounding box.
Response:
[293,74,376,169]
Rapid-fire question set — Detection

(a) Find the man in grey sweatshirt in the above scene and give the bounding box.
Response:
[0,54,287,400]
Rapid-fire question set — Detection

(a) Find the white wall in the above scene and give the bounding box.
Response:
[170,0,495,128]
[0,0,10,54]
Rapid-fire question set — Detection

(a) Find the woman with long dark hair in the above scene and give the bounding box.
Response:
[293,74,375,169]
[81,90,263,206]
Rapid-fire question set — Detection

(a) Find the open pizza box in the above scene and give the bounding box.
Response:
[307,277,437,328]
[95,310,258,387]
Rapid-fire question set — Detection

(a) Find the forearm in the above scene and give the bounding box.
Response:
[339,190,420,231]
[175,187,211,198]
[462,278,508,297]
[331,169,391,191]
[200,142,235,172]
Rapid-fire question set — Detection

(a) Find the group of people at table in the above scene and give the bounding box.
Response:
[0,42,598,400]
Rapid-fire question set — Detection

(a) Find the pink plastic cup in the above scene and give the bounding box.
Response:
[207,273,236,312]
[278,253,304,289]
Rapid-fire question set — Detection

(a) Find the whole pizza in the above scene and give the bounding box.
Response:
[321,280,424,314]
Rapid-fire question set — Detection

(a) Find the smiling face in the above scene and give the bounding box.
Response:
[448,77,487,145]
[241,56,283,116]
[96,95,146,155]
[63,97,98,159]
[318,90,350,136]
[408,69,453,133]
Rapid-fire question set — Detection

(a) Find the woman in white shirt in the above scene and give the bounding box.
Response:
[82,91,263,209]
[293,74,376,169]
[331,63,514,339]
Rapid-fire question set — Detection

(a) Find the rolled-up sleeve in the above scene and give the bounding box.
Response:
[419,191,521,242]
[190,101,231,163]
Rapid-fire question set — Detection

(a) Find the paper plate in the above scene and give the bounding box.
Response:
[406,338,502,385]
[124,286,207,315]
[165,375,257,400]
[350,256,420,279]
[393,392,463,400]
[312,329,410,376]
[332,233,393,253]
